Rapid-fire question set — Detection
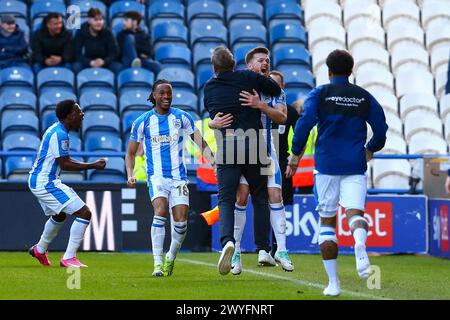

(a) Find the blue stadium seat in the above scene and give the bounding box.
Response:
[87,157,125,182]
[148,0,185,25]
[265,1,303,24]
[117,68,154,94]
[69,135,82,152]
[158,67,194,89]
[1,110,39,137]
[122,110,144,138]
[119,91,151,115]
[3,133,40,152]
[16,18,29,42]
[269,23,307,49]
[193,42,217,68]
[172,90,198,113]
[79,91,117,112]
[284,87,312,105]
[0,90,36,112]
[0,67,34,93]
[30,1,66,22]
[37,67,75,94]
[198,87,205,114]
[39,90,76,114]
[278,66,315,90]
[4,156,34,181]
[41,110,57,133]
[196,64,213,90]
[151,21,188,47]
[273,46,311,69]
[0,0,27,20]
[109,1,145,24]
[233,44,256,66]
[229,20,267,47]
[187,1,224,22]
[2,135,38,178]
[155,45,192,69]
[84,132,122,152]
[70,0,107,17]
[82,111,120,137]
[226,1,263,24]
[190,19,227,47]
[77,68,115,95]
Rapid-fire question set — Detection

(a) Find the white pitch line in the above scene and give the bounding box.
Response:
[178,258,391,300]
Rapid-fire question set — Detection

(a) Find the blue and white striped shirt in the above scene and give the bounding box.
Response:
[29,122,70,189]
[130,108,195,181]
[260,89,287,156]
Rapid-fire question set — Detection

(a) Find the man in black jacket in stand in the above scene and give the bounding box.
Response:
[31,12,73,74]
[203,46,281,275]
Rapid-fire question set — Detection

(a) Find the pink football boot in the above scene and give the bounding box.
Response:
[29,245,51,266]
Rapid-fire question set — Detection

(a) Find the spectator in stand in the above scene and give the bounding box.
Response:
[117,11,161,75]
[0,14,29,70]
[72,8,122,74]
[31,12,74,73]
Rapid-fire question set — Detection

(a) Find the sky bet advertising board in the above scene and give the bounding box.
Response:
[211,194,428,254]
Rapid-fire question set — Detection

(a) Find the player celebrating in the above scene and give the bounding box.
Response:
[28,100,106,268]
[126,79,215,277]
[286,50,388,296]
[206,47,293,274]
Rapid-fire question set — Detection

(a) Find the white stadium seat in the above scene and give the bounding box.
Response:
[384,112,403,136]
[404,110,443,142]
[435,69,448,98]
[356,69,394,94]
[304,1,342,30]
[378,0,416,7]
[395,69,434,97]
[303,0,337,9]
[311,42,346,72]
[391,43,430,76]
[431,46,450,75]
[382,0,420,29]
[308,24,346,53]
[347,21,385,50]
[368,89,399,115]
[399,93,438,119]
[421,0,450,31]
[440,94,450,119]
[351,43,390,74]
[387,21,425,52]
[426,23,450,52]
[381,132,407,154]
[372,159,411,189]
[315,65,330,87]
[340,0,376,6]
[444,113,450,141]
[408,132,448,154]
[343,1,381,28]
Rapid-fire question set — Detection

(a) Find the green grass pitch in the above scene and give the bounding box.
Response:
[1,252,449,300]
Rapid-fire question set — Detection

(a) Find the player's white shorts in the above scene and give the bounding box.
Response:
[314,172,367,218]
[239,151,282,189]
[29,180,85,216]
[148,176,189,208]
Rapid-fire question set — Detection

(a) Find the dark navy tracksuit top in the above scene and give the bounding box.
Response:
[291,76,388,175]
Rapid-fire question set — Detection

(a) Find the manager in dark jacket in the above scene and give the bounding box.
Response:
[31,12,74,73]
[72,8,122,75]
[117,11,161,75]
[204,46,281,275]
[0,14,29,70]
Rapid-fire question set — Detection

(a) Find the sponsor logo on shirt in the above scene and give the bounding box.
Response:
[325,96,365,107]
[150,134,179,145]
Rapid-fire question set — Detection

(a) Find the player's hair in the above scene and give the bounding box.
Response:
[245,46,270,64]
[56,100,77,121]
[123,11,142,24]
[87,8,103,19]
[148,79,171,105]
[326,49,354,76]
[211,46,235,73]
[269,70,284,84]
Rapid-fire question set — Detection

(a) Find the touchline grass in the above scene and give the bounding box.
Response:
[0,252,449,300]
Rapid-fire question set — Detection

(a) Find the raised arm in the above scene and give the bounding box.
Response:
[56,157,106,171]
